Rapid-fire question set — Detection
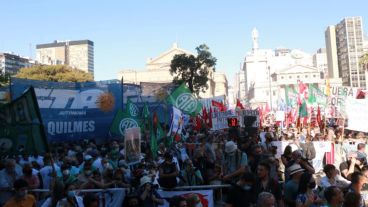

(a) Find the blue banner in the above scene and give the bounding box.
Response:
[11,78,122,142]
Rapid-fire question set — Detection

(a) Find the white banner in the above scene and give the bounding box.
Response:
[312,141,332,172]
[275,111,285,122]
[345,98,368,132]
[211,110,234,130]
[271,141,332,172]
[168,106,183,135]
[157,190,214,207]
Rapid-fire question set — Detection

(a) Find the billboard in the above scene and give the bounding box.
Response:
[11,78,122,142]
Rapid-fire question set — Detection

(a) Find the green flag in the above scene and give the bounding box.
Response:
[156,122,165,142]
[308,84,327,106]
[0,87,49,156]
[299,100,308,118]
[285,86,298,108]
[150,126,158,159]
[110,109,141,137]
[166,83,202,116]
[125,99,140,117]
[142,102,150,120]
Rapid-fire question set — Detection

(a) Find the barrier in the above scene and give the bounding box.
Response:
[30,185,231,207]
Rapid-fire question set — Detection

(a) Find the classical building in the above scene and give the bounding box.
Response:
[237,29,342,109]
[118,43,228,99]
[36,40,94,78]
[0,52,33,75]
[325,17,366,88]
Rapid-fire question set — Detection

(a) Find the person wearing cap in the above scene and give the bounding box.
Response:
[284,163,305,207]
[340,152,365,180]
[285,150,315,181]
[347,172,367,207]
[138,176,164,207]
[4,179,36,207]
[222,140,248,181]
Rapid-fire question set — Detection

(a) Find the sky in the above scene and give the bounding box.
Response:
[1,0,368,83]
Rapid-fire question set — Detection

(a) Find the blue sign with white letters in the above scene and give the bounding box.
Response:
[11,78,122,142]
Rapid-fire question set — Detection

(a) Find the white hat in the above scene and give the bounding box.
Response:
[140,176,152,187]
[225,141,237,153]
[288,164,304,176]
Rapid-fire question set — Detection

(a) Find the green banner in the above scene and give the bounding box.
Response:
[110,100,142,137]
[285,85,298,108]
[166,83,202,116]
[0,87,49,156]
[308,84,327,106]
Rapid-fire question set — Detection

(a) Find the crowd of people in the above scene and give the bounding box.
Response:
[0,124,368,207]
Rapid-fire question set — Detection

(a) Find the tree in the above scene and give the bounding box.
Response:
[360,53,368,71]
[15,65,93,82]
[0,70,10,87]
[170,44,217,96]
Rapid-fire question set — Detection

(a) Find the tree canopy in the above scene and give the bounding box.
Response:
[15,65,93,82]
[170,44,217,96]
[360,53,368,71]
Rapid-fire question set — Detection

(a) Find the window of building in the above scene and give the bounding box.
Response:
[281,76,284,79]
[289,76,292,79]
[313,75,316,78]
[266,91,269,96]
[273,91,276,96]
[305,75,308,78]
[297,75,300,78]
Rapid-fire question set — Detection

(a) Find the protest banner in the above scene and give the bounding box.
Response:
[271,141,291,159]
[312,141,332,172]
[168,106,183,136]
[211,110,234,130]
[11,78,122,142]
[345,98,368,132]
[239,109,260,128]
[124,127,141,164]
[0,87,49,156]
[157,190,214,207]
[325,86,359,118]
[275,111,285,122]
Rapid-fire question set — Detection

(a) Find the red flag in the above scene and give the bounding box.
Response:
[202,107,210,128]
[208,107,213,128]
[194,116,202,131]
[153,111,158,130]
[212,100,226,111]
[258,106,263,129]
[236,99,245,110]
[264,103,270,114]
[356,89,366,99]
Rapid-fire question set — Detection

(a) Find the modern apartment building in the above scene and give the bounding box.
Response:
[325,17,366,88]
[36,40,94,78]
[0,53,33,75]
